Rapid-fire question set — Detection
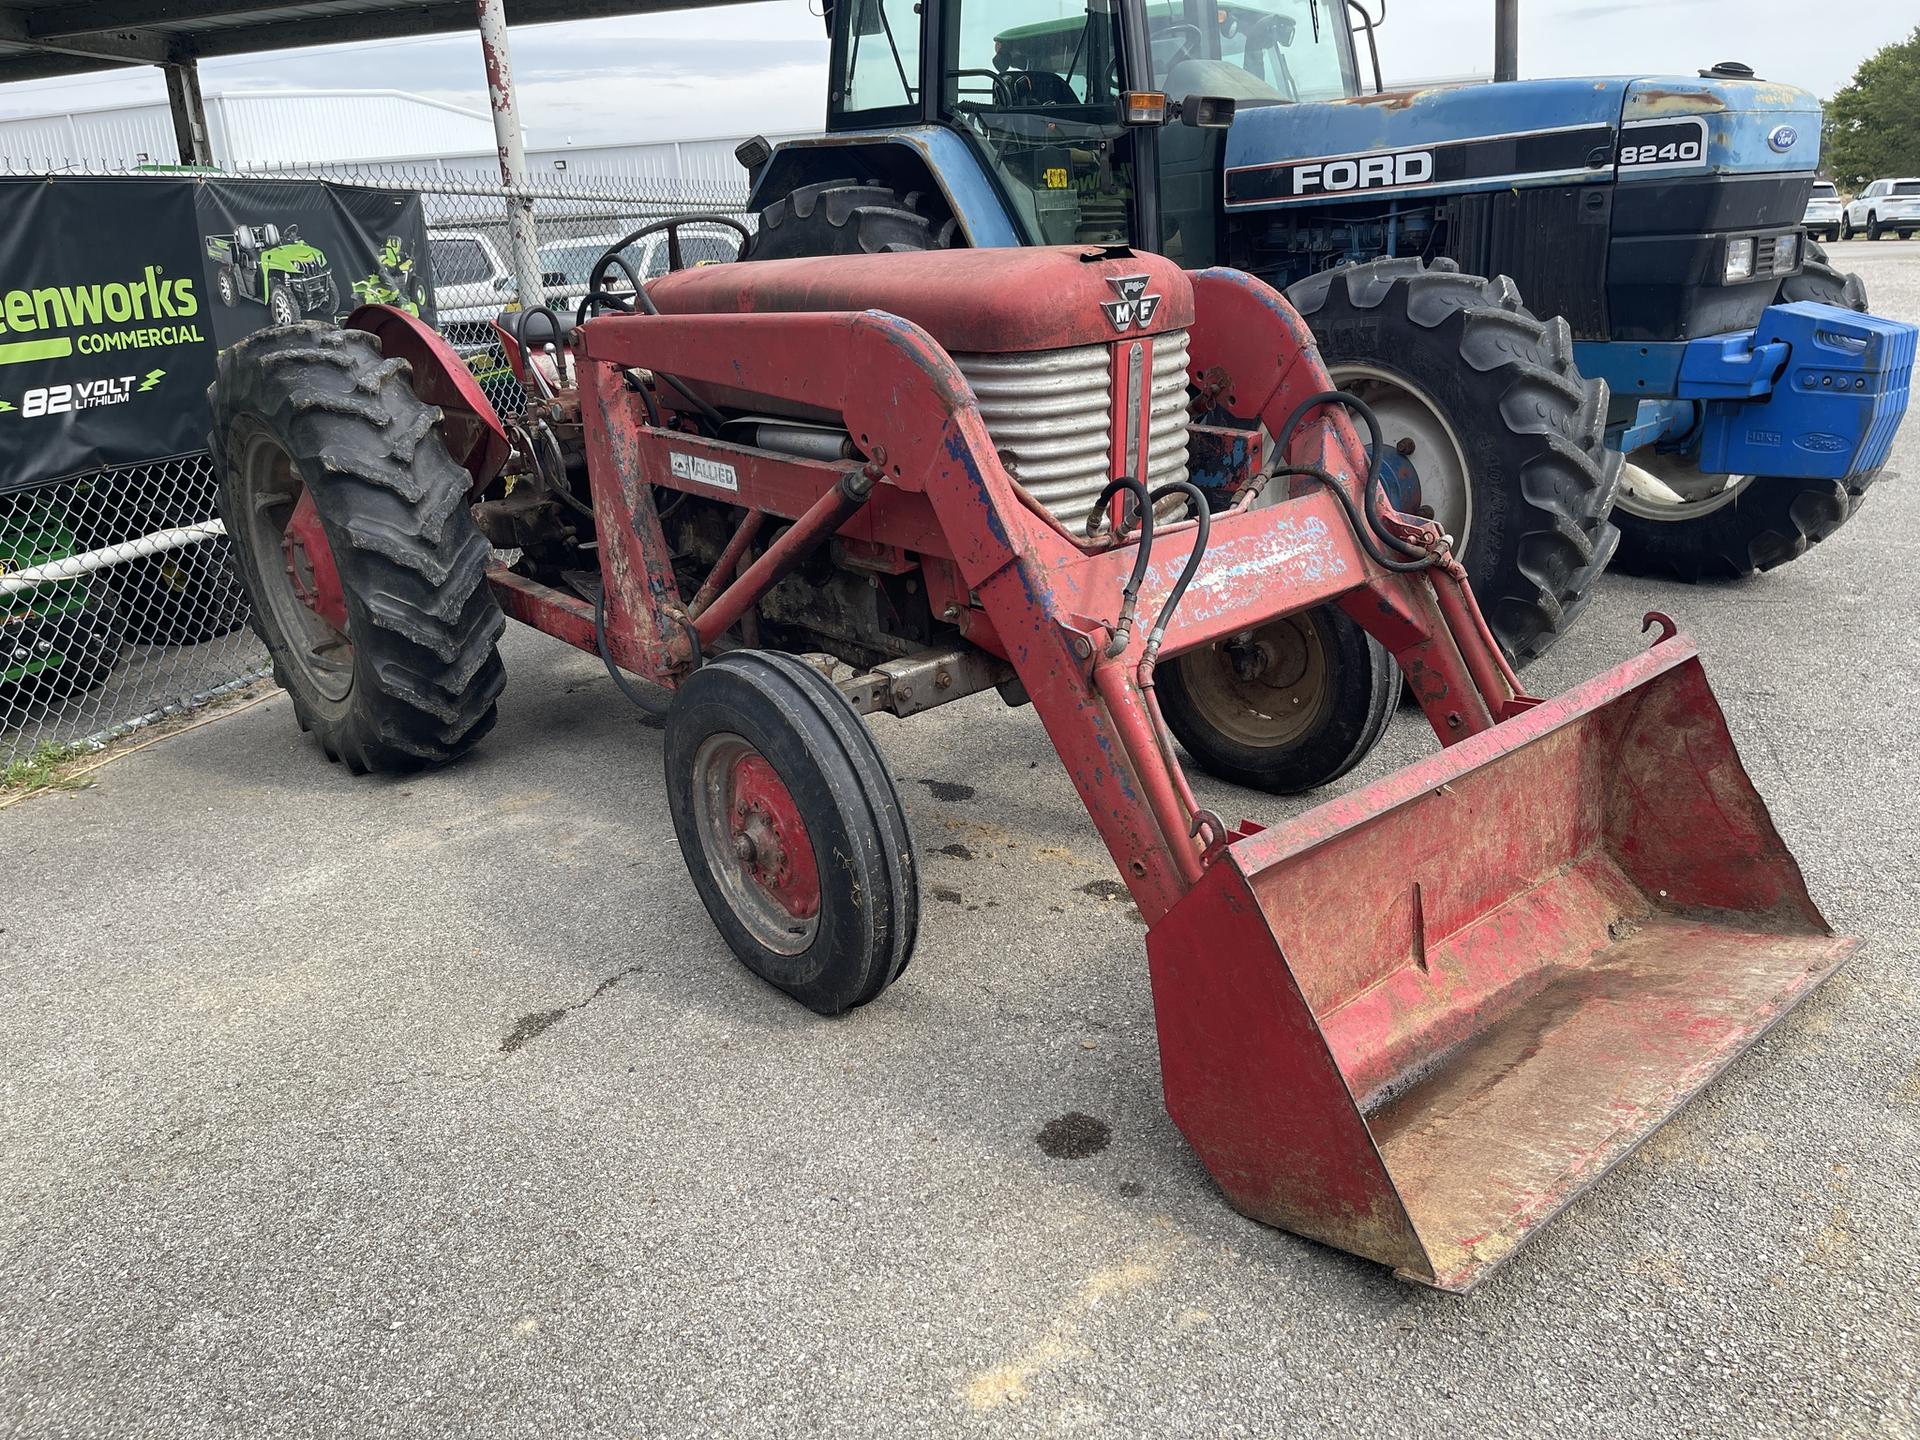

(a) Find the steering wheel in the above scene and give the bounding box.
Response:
[584,213,754,307]
[1161,22,1203,73]
[948,67,1019,107]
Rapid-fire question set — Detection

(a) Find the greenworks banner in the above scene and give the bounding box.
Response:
[0,176,430,493]
[0,178,213,490]
[194,178,431,351]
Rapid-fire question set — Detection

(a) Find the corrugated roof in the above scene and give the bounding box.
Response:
[0,1,756,85]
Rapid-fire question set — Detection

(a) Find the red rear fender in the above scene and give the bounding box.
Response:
[346,303,512,495]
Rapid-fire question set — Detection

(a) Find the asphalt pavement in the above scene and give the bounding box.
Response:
[3,242,1917,1438]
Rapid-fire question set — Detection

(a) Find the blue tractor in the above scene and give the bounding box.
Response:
[739,0,1912,661]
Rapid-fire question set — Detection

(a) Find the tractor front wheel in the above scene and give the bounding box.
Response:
[665,650,918,1015]
[210,323,505,772]
[1611,244,1876,581]
[1155,605,1395,795]
[1285,258,1621,665]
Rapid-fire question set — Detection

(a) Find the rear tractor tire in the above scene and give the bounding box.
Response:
[665,650,919,1015]
[747,178,958,259]
[209,322,505,773]
[1286,258,1621,666]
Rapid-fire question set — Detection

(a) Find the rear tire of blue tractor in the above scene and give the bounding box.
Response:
[1611,243,1876,582]
[1286,258,1621,665]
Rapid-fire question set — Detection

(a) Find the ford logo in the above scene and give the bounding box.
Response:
[1796,433,1849,454]
[1768,125,1798,152]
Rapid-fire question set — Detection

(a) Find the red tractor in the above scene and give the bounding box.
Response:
[209,224,1850,1291]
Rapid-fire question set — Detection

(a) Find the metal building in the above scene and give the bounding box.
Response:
[0,87,497,169]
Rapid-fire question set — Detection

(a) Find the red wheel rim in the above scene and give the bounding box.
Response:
[728,753,822,920]
[691,734,821,955]
[281,489,348,633]
[236,426,355,703]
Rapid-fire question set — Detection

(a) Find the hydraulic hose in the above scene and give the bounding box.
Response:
[1273,464,1434,572]
[1089,477,1155,657]
[1273,388,1425,559]
[593,585,673,721]
[1140,480,1211,667]
[1132,478,1227,852]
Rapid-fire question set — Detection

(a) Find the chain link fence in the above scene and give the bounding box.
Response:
[2,163,752,772]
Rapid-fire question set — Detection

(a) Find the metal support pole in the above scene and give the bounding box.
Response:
[476,0,547,314]
[1493,0,1518,81]
[163,58,212,166]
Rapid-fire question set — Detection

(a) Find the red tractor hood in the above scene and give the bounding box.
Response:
[645,245,1194,354]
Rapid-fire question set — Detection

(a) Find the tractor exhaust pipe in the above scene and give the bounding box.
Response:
[1493,0,1519,81]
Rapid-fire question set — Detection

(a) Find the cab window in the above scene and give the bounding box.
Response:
[837,0,922,115]
[939,0,1135,245]
[1152,1,1356,106]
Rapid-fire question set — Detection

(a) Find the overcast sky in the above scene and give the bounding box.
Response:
[0,0,1911,146]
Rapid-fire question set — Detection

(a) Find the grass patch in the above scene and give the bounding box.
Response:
[1,739,96,795]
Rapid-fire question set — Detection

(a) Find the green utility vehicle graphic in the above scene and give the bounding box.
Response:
[349,236,427,315]
[0,490,123,701]
[206,223,337,325]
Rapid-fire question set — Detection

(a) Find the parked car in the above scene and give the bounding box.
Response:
[1842,179,1920,240]
[1802,180,1843,242]
[428,230,513,316]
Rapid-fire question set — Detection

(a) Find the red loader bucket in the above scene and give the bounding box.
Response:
[1145,636,1853,1291]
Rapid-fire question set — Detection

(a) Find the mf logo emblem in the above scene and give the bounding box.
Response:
[1101,274,1161,332]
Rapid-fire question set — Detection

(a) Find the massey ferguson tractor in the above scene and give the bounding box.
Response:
[738,0,1912,595]
[209,223,1866,1290]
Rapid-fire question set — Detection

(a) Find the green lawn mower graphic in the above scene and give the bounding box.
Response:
[350,236,427,315]
[206,223,337,325]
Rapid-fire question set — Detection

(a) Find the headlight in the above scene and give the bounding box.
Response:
[1772,233,1799,272]
[1724,237,1755,283]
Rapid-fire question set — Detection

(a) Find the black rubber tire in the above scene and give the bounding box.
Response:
[209,322,505,772]
[267,283,300,327]
[216,266,237,307]
[747,179,959,260]
[115,548,249,647]
[1285,258,1620,666]
[1781,238,1868,312]
[1866,215,1885,241]
[1611,246,1878,582]
[1155,605,1396,795]
[313,275,339,319]
[665,650,919,1015]
[0,594,124,702]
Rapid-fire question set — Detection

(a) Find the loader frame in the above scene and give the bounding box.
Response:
[482,269,1521,919]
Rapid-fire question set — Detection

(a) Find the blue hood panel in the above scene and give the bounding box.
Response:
[1224,75,1822,213]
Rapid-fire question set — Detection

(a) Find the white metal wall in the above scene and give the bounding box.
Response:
[0,90,497,170]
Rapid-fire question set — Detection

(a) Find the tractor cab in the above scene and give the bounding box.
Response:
[827,0,1368,259]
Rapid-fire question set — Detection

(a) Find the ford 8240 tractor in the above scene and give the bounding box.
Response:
[739,0,1911,603]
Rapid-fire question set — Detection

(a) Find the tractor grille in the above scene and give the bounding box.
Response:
[954,332,1191,531]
